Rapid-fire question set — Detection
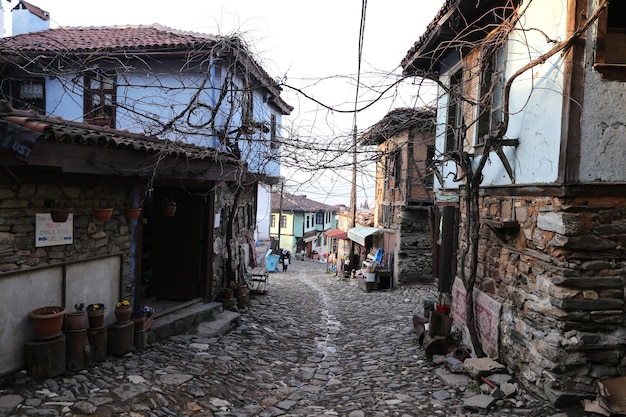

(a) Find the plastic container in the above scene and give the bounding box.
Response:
[265,250,280,272]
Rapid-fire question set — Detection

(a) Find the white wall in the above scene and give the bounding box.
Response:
[435,0,567,190]
[0,256,121,376]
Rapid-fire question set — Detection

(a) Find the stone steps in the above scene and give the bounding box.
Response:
[147,301,239,343]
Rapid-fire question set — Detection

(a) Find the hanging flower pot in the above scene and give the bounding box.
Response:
[30,306,66,340]
[93,208,113,222]
[161,205,176,217]
[124,207,142,221]
[50,209,70,223]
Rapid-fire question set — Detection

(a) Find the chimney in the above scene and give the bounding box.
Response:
[12,0,49,36]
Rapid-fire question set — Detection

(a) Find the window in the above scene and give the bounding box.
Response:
[476,46,505,144]
[425,145,435,189]
[306,215,311,228]
[271,215,276,228]
[279,215,287,228]
[595,1,626,80]
[316,211,324,225]
[445,70,464,152]
[392,149,402,189]
[84,72,116,127]
[270,114,279,150]
[12,78,45,113]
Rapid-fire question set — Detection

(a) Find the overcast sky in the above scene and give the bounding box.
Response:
[2,0,444,206]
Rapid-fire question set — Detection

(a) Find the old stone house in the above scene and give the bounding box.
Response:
[359,107,435,286]
[0,104,257,376]
[0,2,291,377]
[402,0,626,405]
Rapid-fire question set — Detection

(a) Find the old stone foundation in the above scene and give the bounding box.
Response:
[455,194,626,405]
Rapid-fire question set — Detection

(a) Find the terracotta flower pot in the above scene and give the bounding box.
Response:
[161,205,176,217]
[115,306,132,324]
[144,315,154,331]
[87,309,105,329]
[30,306,66,340]
[93,208,113,222]
[132,316,146,331]
[65,311,86,332]
[124,207,142,221]
[50,209,70,223]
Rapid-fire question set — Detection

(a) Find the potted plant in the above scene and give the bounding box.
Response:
[93,207,113,222]
[30,306,66,340]
[123,206,142,221]
[50,199,71,222]
[65,303,86,332]
[114,300,132,324]
[132,305,156,331]
[161,196,177,217]
[86,303,106,329]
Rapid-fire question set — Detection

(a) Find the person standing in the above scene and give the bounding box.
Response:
[281,248,290,271]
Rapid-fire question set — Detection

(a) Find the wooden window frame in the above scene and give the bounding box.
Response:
[12,78,46,114]
[476,46,505,145]
[445,70,464,152]
[84,71,116,127]
[594,1,626,81]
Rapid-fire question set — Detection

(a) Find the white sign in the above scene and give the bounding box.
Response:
[35,213,74,247]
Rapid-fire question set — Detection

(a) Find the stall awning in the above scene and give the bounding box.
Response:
[303,235,318,243]
[347,226,381,246]
[324,229,348,240]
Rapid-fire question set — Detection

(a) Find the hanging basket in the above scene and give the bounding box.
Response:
[93,208,113,222]
[161,205,177,217]
[50,209,70,223]
[30,306,66,340]
[124,207,142,221]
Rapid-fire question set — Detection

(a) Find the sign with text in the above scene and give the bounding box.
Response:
[35,213,74,247]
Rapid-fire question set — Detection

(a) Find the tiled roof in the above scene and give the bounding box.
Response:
[0,101,239,164]
[0,24,218,53]
[0,25,293,115]
[271,192,336,213]
[401,0,520,76]
[359,107,435,146]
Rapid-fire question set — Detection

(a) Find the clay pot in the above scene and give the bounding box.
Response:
[124,207,142,221]
[50,209,70,223]
[65,311,86,332]
[30,306,66,340]
[114,306,132,324]
[161,205,176,217]
[132,316,146,331]
[93,208,113,222]
[87,309,105,329]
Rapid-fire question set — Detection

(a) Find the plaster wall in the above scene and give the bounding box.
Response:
[580,19,626,182]
[434,0,567,190]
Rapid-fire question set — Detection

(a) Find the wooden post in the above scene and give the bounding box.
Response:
[66,330,92,371]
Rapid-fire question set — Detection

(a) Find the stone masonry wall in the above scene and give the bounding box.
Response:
[460,194,626,404]
[0,182,136,297]
[396,207,433,284]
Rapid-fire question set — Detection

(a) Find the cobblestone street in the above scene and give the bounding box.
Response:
[0,258,586,416]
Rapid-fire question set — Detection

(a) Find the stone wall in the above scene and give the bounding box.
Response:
[211,182,257,297]
[396,207,433,284]
[459,194,626,404]
[0,182,135,295]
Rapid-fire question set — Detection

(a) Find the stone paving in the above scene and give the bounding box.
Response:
[0,258,591,416]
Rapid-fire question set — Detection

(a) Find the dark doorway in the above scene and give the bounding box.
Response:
[144,187,211,301]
